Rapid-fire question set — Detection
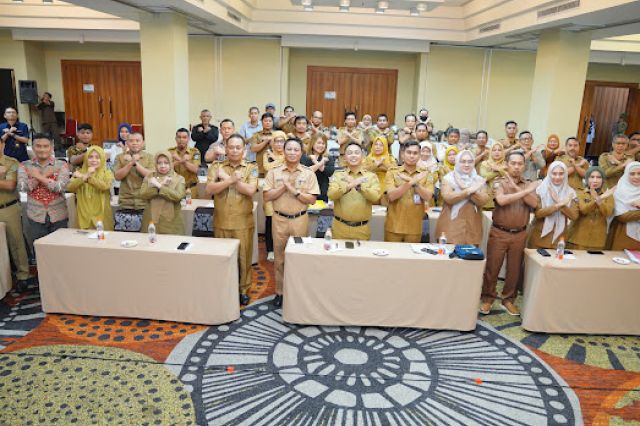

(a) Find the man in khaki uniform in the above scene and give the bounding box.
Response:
[0,138,30,292]
[206,134,258,306]
[263,138,319,307]
[328,142,381,240]
[628,131,640,161]
[67,123,94,173]
[278,106,296,134]
[367,114,394,152]
[250,113,275,176]
[337,112,364,165]
[385,141,435,242]
[599,134,634,188]
[481,151,539,316]
[557,137,589,190]
[169,128,201,198]
[288,116,312,151]
[499,120,519,151]
[114,132,154,212]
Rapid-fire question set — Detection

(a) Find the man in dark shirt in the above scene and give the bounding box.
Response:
[36,92,61,155]
[1,107,30,162]
[191,109,219,161]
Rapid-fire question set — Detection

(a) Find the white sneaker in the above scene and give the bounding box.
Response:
[267,252,274,262]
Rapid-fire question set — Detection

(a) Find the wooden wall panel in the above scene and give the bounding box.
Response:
[591,86,629,155]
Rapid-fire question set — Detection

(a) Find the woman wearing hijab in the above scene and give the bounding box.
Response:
[67,146,114,230]
[528,161,579,249]
[608,161,640,250]
[110,123,131,195]
[263,131,286,261]
[566,166,615,250]
[479,142,507,210]
[434,145,459,206]
[364,136,396,193]
[140,151,186,234]
[435,150,488,245]
[539,134,564,178]
[301,134,335,202]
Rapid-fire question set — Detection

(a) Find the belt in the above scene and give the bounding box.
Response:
[492,223,527,234]
[275,210,307,219]
[335,215,369,227]
[0,199,18,210]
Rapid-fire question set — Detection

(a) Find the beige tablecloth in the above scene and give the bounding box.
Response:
[283,238,485,330]
[522,249,640,335]
[0,223,12,298]
[35,229,240,324]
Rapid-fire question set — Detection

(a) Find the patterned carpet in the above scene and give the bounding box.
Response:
[0,240,638,426]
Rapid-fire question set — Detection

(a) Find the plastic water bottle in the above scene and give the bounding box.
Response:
[438,232,447,255]
[323,228,332,251]
[96,220,104,241]
[185,188,192,205]
[556,238,565,260]
[148,221,157,244]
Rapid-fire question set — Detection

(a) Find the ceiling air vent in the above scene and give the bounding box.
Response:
[538,0,580,18]
[479,23,501,34]
[227,10,242,23]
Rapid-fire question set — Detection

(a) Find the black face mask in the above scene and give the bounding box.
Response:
[419,115,428,122]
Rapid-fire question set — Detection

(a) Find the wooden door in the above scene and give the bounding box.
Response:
[62,60,143,144]
[627,88,640,136]
[306,66,398,127]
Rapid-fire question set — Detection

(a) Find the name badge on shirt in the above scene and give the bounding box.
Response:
[251,168,258,178]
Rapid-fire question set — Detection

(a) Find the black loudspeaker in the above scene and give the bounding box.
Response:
[18,80,38,105]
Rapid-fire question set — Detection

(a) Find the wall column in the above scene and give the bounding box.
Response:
[139,13,189,152]
[527,29,591,143]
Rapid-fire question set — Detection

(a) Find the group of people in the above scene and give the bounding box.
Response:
[2,103,640,315]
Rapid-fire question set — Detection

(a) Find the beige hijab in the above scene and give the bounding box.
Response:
[150,151,180,223]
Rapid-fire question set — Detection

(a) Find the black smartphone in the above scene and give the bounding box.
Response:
[177,242,190,250]
[565,250,573,255]
[345,241,355,249]
[587,250,604,255]
[421,248,438,255]
[537,248,551,257]
[293,236,304,244]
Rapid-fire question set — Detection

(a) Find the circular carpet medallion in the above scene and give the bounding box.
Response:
[167,298,582,425]
[0,345,196,425]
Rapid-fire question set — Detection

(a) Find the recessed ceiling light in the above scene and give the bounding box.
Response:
[410,7,419,16]
[416,2,427,12]
[377,1,389,9]
[339,6,349,12]
[303,5,313,11]
[375,8,385,14]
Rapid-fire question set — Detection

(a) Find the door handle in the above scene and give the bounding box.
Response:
[109,97,113,119]
[98,96,103,118]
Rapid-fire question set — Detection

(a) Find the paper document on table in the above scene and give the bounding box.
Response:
[87,232,109,239]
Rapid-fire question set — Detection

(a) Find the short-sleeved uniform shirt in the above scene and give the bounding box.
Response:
[263,164,320,215]
[385,166,435,235]
[207,160,258,230]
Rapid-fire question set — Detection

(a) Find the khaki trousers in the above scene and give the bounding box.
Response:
[482,226,527,304]
[214,227,254,295]
[273,213,308,295]
[0,203,30,280]
[384,231,421,243]
[332,219,370,241]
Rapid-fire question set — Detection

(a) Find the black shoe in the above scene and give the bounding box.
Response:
[15,280,29,293]
[273,295,283,308]
[240,294,250,306]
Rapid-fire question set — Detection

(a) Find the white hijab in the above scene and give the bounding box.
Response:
[443,150,485,220]
[535,161,576,243]
[613,161,640,241]
[418,141,438,172]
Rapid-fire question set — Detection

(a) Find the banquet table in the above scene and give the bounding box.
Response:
[35,229,240,324]
[521,249,640,335]
[0,223,12,298]
[283,238,485,331]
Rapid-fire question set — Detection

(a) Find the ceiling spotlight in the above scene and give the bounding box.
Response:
[12,0,24,3]
[301,0,313,10]
[339,0,350,6]
[377,1,389,9]
[410,7,419,16]
[416,2,427,12]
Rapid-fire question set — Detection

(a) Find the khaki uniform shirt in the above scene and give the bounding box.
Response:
[249,130,273,175]
[66,145,88,173]
[263,164,320,215]
[168,146,201,189]
[114,151,155,210]
[499,138,518,150]
[385,166,435,235]
[598,152,633,188]
[337,127,365,156]
[208,160,258,230]
[566,188,614,249]
[0,155,19,204]
[492,177,533,229]
[327,168,381,222]
[366,127,394,151]
[557,154,587,190]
